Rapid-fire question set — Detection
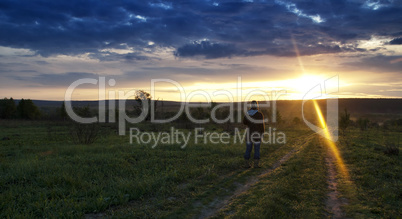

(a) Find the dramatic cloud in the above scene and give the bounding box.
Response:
[389,37,402,45]
[0,0,401,100]
[11,72,99,87]
[0,0,401,59]
[174,41,242,59]
[342,55,402,73]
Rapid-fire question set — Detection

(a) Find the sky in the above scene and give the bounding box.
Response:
[0,0,401,101]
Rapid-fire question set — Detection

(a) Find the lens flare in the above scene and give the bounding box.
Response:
[313,100,349,179]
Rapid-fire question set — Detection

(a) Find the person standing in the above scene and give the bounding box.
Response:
[243,100,265,168]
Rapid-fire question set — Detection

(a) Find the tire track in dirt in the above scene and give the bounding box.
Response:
[195,133,316,219]
[324,140,348,219]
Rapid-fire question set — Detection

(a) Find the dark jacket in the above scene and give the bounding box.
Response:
[243,109,265,143]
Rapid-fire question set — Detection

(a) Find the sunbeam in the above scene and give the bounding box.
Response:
[313,100,349,179]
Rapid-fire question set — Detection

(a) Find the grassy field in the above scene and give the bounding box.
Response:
[215,136,328,218]
[337,129,401,218]
[0,120,400,218]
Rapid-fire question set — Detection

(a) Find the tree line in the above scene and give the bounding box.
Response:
[0,98,41,119]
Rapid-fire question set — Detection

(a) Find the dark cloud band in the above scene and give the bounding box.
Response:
[0,0,401,59]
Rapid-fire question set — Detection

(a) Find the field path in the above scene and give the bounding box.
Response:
[324,141,348,219]
[195,133,316,219]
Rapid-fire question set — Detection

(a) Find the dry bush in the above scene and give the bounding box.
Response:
[69,106,100,144]
[70,122,100,144]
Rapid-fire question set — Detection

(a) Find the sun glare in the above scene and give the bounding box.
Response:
[313,100,350,179]
[294,75,324,90]
[146,74,330,102]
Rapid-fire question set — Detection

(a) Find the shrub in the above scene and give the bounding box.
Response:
[383,142,399,156]
[70,122,100,144]
[339,109,351,136]
[69,106,99,144]
[357,118,370,131]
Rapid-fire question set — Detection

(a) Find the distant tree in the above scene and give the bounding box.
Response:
[17,99,41,119]
[135,90,151,104]
[192,106,210,121]
[0,99,4,117]
[262,109,283,127]
[134,90,157,121]
[26,99,41,119]
[210,101,218,111]
[382,118,402,131]
[339,108,351,136]
[16,99,26,119]
[357,118,370,131]
[0,98,17,119]
[293,117,301,125]
[17,99,27,118]
[0,98,7,118]
[177,107,195,129]
[178,109,190,123]
[5,98,17,119]
[74,105,92,118]
[275,110,283,126]
[60,102,68,121]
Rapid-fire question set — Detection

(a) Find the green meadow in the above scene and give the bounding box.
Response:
[0,119,400,218]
